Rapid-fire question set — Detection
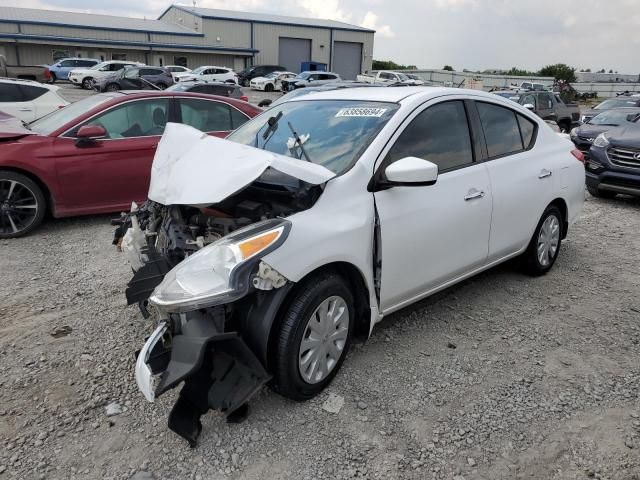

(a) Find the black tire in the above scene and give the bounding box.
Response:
[105,83,119,92]
[242,78,250,87]
[558,121,571,133]
[82,77,93,89]
[0,171,46,239]
[587,185,616,199]
[521,205,563,276]
[156,83,167,90]
[272,272,354,401]
[264,83,274,92]
[48,73,57,84]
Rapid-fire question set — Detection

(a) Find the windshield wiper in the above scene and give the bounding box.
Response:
[256,111,283,149]
[21,120,32,130]
[287,121,311,162]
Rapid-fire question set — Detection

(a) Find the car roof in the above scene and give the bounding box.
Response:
[0,77,56,88]
[286,86,480,104]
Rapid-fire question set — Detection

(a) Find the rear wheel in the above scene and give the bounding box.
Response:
[242,78,250,87]
[521,205,563,276]
[557,120,571,133]
[48,73,57,84]
[0,171,46,238]
[82,77,93,89]
[272,273,354,401]
[587,185,616,199]
[105,83,119,92]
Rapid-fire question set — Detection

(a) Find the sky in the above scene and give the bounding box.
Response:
[5,0,640,73]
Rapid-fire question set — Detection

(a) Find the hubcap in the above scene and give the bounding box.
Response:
[537,214,560,267]
[298,295,349,384]
[0,180,38,235]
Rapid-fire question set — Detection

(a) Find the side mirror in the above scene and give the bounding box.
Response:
[258,99,272,107]
[384,157,438,186]
[524,103,535,111]
[75,125,106,146]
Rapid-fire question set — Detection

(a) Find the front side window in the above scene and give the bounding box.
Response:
[228,100,399,175]
[60,60,74,67]
[477,102,535,157]
[124,69,139,79]
[69,99,170,138]
[385,100,474,172]
[538,93,553,109]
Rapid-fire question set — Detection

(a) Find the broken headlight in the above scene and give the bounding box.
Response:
[149,219,290,312]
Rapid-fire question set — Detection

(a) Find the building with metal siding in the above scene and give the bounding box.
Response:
[0,5,374,79]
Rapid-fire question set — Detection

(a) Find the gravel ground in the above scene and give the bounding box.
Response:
[1,193,639,480]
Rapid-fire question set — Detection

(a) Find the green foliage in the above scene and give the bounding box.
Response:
[505,67,537,77]
[372,59,417,71]
[442,65,454,71]
[538,64,576,82]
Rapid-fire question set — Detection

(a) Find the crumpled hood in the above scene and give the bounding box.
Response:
[0,111,36,139]
[148,123,336,206]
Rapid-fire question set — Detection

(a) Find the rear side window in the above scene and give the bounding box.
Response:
[178,98,234,131]
[77,60,96,67]
[230,107,249,129]
[19,85,48,101]
[477,102,536,157]
[0,83,23,102]
[386,100,474,172]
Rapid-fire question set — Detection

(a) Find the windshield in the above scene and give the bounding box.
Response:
[91,62,109,71]
[594,98,639,110]
[264,72,279,79]
[297,72,311,80]
[227,100,398,175]
[165,83,193,92]
[29,95,114,135]
[588,109,640,125]
[396,73,409,81]
[192,67,206,74]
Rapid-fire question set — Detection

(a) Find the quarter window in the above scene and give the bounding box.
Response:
[477,102,536,157]
[69,99,170,138]
[386,100,474,172]
[19,85,48,101]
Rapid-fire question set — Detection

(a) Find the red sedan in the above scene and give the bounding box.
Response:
[0,91,262,238]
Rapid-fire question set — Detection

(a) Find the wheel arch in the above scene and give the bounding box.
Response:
[0,166,54,216]
[263,261,371,371]
[548,197,569,239]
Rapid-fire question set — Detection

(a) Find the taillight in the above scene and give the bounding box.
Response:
[58,105,66,109]
[571,149,585,164]
[240,95,248,102]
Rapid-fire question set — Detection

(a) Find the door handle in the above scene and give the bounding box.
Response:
[19,108,32,112]
[464,189,485,201]
[538,169,552,179]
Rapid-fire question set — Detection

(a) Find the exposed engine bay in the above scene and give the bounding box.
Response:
[113,174,323,315]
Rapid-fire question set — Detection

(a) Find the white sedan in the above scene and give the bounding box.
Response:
[0,78,68,122]
[129,87,585,445]
[174,66,237,84]
[250,71,296,91]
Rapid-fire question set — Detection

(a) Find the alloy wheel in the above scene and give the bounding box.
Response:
[0,179,39,236]
[537,214,560,267]
[298,295,350,384]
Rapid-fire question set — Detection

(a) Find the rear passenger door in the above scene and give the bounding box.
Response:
[176,98,249,137]
[473,101,553,260]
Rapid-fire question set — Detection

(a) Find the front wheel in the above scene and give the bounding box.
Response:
[265,83,274,92]
[156,83,167,90]
[0,171,46,238]
[105,83,119,92]
[521,205,563,276]
[272,273,354,401]
[48,73,57,84]
[82,77,93,89]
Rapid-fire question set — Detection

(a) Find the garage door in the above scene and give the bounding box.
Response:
[278,38,311,73]
[333,41,362,80]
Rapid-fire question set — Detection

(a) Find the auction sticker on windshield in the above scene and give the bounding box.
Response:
[335,107,387,118]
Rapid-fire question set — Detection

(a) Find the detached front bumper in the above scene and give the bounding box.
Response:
[135,310,271,447]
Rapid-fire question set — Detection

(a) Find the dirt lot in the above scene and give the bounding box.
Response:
[1,189,639,480]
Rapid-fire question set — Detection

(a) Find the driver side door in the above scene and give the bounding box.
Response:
[51,98,172,214]
[373,99,493,313]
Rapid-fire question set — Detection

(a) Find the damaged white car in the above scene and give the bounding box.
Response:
[118,87,585,446]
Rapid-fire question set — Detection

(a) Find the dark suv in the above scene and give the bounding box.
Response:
[586,123,640,198]
[238,65,286,87]
[95,67,174,92]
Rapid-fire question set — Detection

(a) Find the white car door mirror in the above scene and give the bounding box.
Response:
[384,157,438,186]
[524,103,535,111]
